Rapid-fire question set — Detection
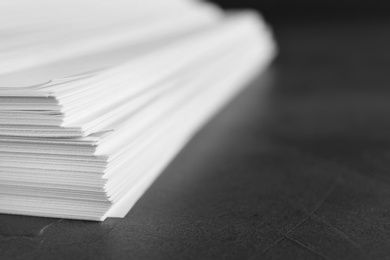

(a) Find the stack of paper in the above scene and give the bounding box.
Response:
[0,0,275,221]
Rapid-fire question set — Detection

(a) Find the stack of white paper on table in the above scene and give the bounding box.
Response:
[0,0,276,221]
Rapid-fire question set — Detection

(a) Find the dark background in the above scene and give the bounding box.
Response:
[208,0,390,23]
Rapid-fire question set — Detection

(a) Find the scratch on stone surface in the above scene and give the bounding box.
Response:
[285,235,331,260]
[312,215,364,252]
[261,180,337,255]
[38,219,63,236]
[0,234,36,241]
[0,219,64,242]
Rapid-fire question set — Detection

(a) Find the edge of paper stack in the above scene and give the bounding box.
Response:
[0,0,276,221]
